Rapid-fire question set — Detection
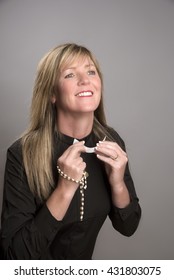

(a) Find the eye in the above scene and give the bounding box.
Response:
[88,70,96,76]
[64,73,74,79]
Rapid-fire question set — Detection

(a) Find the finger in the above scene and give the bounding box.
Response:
[98,140,125,153]
[96,143,127,159]
[98,141,127,156]
[96,152,128,167]
[96,153,118,166]
[95,145,118,159]
[65,141,86,158]
[58,154,86,180]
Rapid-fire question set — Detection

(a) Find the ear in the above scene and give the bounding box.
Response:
[51,95,56,104]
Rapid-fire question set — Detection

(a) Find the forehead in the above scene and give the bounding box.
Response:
[60,54,95,72]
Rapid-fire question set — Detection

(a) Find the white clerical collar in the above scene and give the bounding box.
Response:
[73,138,96,153]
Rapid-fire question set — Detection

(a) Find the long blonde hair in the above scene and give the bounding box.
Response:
[22,43,113,201]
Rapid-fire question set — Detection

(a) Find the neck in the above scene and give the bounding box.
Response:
[57,112,94,139]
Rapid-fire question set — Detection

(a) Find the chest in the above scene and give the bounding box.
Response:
[52,137,111,223]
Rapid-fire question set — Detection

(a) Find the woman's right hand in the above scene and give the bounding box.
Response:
[46,141,86,220]
[57,141,86,191]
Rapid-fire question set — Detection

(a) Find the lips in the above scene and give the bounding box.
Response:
[75,91,93,97]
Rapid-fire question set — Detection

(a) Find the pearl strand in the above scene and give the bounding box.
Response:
[57,166,88,221]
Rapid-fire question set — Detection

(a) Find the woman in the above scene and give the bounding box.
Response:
[0,43,141,259]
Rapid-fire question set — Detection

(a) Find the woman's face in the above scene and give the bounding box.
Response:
[53,56,102,116]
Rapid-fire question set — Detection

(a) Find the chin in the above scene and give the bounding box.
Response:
[79,106,98,113]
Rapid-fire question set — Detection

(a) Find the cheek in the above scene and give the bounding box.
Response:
[95,77,102,91]
[96,81,102,97]
[55,84,67,103]
[97,83,102,104]
[58,82,76,99]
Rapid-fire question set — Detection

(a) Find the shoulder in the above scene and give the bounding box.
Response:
[105,126,125,149]
[7,138,23,163]
[8,138,22,153]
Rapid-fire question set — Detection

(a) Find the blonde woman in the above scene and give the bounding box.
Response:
[0,43,141,259]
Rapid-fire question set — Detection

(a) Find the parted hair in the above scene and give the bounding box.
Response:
[22,43,113,201]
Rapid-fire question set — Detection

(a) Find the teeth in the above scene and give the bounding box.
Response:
[77,91,92,97]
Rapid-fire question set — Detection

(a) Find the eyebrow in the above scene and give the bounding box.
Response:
[63,63,95,71]
[85,63,95,68]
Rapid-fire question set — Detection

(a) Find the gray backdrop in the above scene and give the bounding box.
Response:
[0,0,174,259]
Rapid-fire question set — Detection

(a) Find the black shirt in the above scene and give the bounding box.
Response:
[0,129,141,259]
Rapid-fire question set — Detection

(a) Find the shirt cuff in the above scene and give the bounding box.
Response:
[112,199,139,221]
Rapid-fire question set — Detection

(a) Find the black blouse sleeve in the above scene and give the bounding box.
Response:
[0,140,63,259]
[107,128,141,236]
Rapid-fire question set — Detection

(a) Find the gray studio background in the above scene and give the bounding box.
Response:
[0,0,174,259]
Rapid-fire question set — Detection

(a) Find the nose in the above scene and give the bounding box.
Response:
[77,73,90,85]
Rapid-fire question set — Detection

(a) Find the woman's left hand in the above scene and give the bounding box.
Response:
[95,140,128,189]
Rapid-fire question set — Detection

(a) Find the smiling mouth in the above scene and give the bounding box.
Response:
[76,91,93,97]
